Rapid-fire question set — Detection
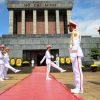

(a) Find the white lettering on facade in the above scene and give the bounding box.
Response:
[24,2,57,8]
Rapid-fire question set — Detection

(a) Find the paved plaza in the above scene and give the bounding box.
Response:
[0,71,100,100]
[52,72,100,100]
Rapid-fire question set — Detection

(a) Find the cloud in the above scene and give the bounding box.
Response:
[71,0,100,37]
[76,19,100,37]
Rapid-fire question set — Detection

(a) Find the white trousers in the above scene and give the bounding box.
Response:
[5,64,17,73]
[71,56,83,92]
[31,63,34,67]
[46,61,64,78]
[0,64,5,79]
[4,67,8,78]
[3,64,17,78]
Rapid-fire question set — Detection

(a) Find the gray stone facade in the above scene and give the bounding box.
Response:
[7,0,73,9]
[0,34,100,65]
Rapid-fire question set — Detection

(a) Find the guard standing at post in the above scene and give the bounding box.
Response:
[31,58,34,67]
[68,20,84,93]
[55,54,60,67]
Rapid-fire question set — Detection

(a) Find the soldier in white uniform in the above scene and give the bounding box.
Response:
[68,21,84,93]
[40,45,66,80]
[0,44,5,81]
[3,47,21,79]
[31,58,34,67]
[55,54,60,67]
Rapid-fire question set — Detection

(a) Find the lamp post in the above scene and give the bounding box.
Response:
[98,27,100,34]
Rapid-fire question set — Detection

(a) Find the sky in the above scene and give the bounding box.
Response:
[0,0,100,37]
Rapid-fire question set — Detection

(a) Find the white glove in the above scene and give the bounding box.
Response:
[51,55,54,58]
[40,61,42,64]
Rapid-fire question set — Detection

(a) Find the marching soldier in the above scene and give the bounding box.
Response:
[0,44,5,81]
[40,45,66,80]
[68,20,84,93]
[3,47,21,79]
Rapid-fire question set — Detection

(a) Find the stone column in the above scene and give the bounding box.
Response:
[22,10,25,34]
[67,10,71,24]
[33,10,37,34]
[56,10,60,34]
[9,10,14,34]
[63,10,68,34]
[44,10,48,34]
[67,10,71,34]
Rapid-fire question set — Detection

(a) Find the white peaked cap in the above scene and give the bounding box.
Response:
[68,20,77,27]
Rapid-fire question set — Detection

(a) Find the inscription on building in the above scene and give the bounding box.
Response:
[7,0,73,9]
[24,1,57,8]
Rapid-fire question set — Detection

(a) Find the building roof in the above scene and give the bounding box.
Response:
[7,0,73,9]
[7,0,72,1]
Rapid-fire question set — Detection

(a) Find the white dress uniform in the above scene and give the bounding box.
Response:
[40,50,66,80]
[0,51,5,81]
[31,59,34,67]
[3,52,20,77]
[55,56,59,67]
[69,29,84,93]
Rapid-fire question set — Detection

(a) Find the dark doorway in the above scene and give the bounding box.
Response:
[37,54,46,66]
[23,50,46,66]
[23,49,59,66]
